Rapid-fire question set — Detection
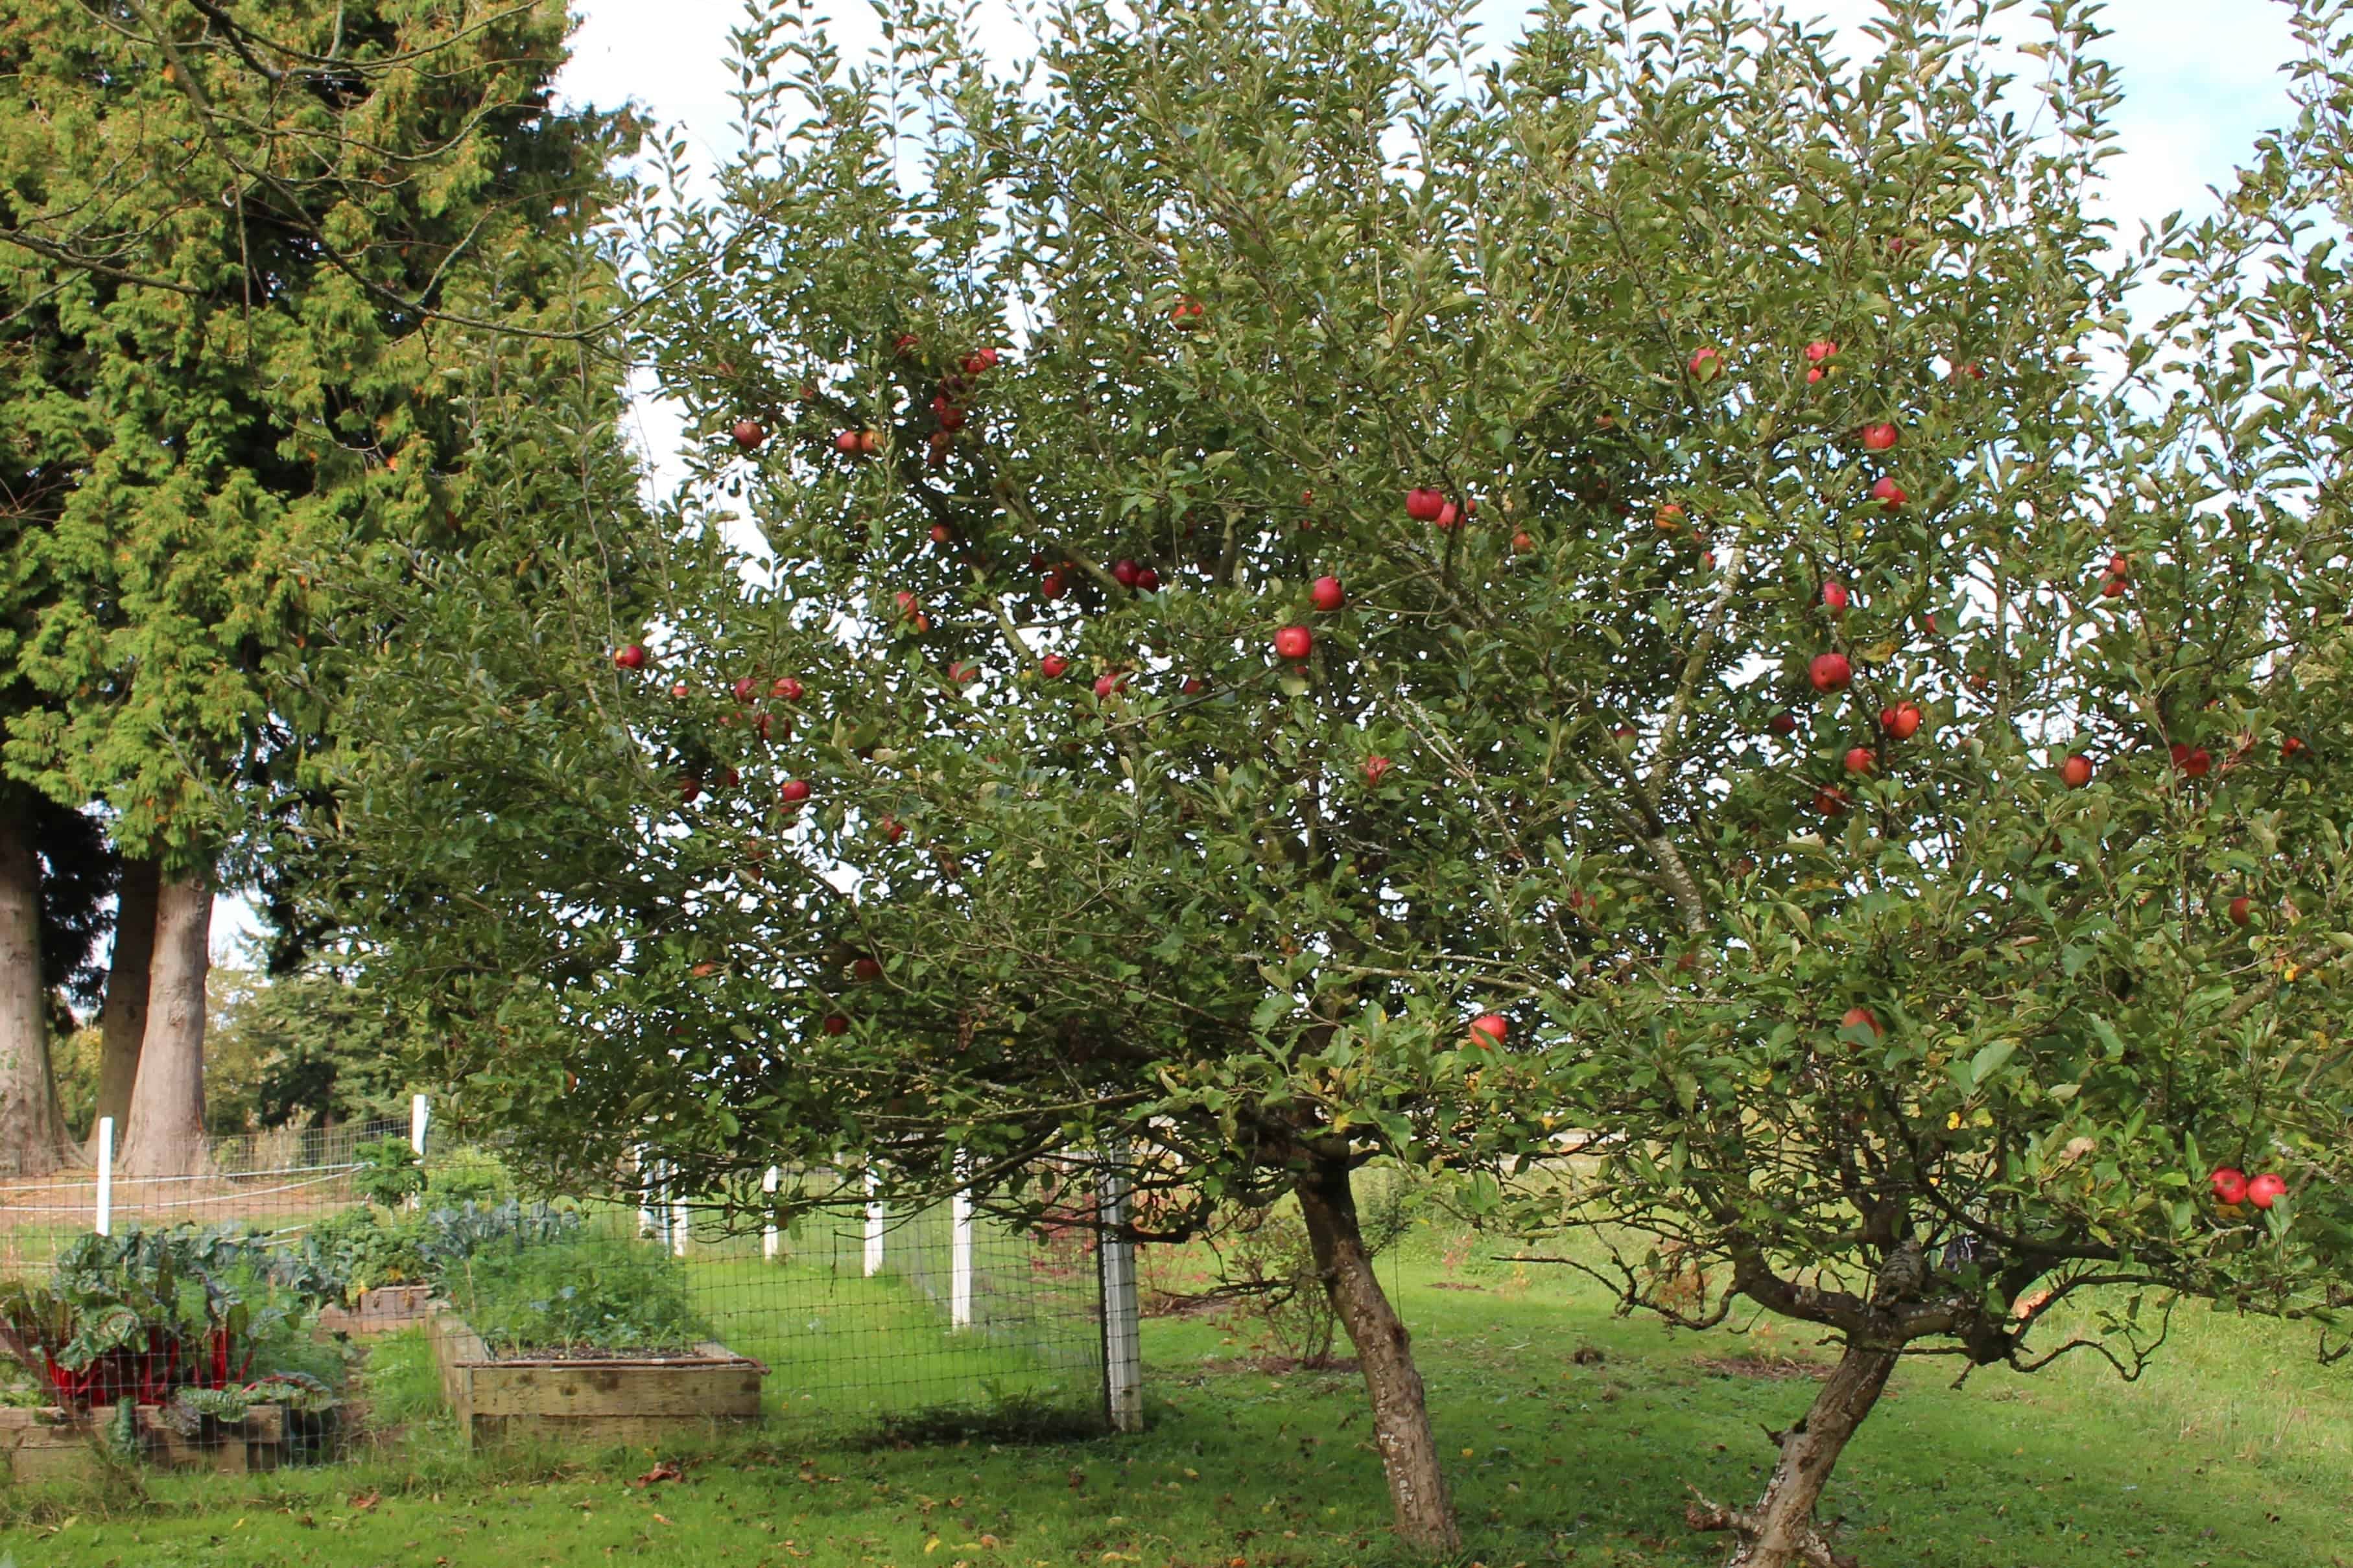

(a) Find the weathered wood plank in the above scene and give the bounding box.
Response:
[431,1315,766,1446]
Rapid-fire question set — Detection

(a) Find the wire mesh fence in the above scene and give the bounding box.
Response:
[1,1103,1133,1480]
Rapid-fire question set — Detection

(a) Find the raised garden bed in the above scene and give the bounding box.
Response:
[430,1313,766,1447]
[316,1283,436,1337]
[0,1399,293,1482]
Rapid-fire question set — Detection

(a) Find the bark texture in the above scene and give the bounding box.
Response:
[0,813,69,1175]
[1294,1157,1460,1554]
[118,875,212,1178]
[88,854,159,1152]
[1686,1342,1898,1568]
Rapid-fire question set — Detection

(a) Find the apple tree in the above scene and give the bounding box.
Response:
[318,0,2353,1560]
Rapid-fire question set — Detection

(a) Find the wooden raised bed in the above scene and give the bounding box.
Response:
[316,1283,436,1337]
[430,1313,766,1447]
[0,1400,289,1482]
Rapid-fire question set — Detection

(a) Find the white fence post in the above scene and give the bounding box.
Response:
[863,1171,885,1277]
[951,1185,975,1329]
[635,1147,658,1237]
[763,1166,782,1261]
[94,1116,113,1237]
[1098,1155,1142,1433]
[408,1092,431,1211]
[669,1165,690,1259]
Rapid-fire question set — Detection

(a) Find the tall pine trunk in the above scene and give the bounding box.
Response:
[1686,1342,1898,1568]
[0,813,69,1175]
[117,874,211,1178]
[88,855,158,1153]
[1293,1156,1460,1555]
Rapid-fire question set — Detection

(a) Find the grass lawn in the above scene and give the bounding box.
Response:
[3,1256,2347,1568]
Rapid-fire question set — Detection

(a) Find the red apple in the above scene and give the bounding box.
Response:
[1860,421,1899,452]
[1092,671,1126,699]
[2061,754,2094,789]
[1041,570,1070,600]
[1844,746,1875,775]
[1884,702,1923,741]
[2209,1166,2248,1204]
[1808,651,1852,692]
[1804,339,1838,364]
[1806,366,1827,384]
[947,661,979,685]
[668,681,691,699]
[892,332,920,356]
[834,430,862,454]
[894,591,920,621]
[779,778,811,804]
[2107,552,2131,579]
[930,523,954,546]
[1274,625,1314,661]
[2247,1172,2287,1209]
[1170,297,1204,326]
[1180,676,1207,696]
[1840,1005,1882,1038]
[858,429,883,456]
[1768,710,1799,737]
[732,418,766,451]
[1112,558,1141,588]
[1869,476,1907,509]
[1468,1013,1509,1049]
[853,957,883,983]
[822,1012,850,1036]
[1135,567,1161,592]
[1364,756,1393,786]
[772,677,804,701]
[1511,530,1535,554]
[1310,575,1345,612]
[2283,736,2309,760]
[1434,499,1461,529]
[934,403,965,433]
[2228,895,2254,926]
[1814,786,1849,815]
[1654,502,1686,531]
[1039,653,1070,680]
[2185,747,2212,779]
[614,644,647,671]
[1405,487,1444,522]
[2100,577,2125,599]
[880,816,906,843]
[679,776,702,802]
[1821,581,1849,614]
[1687,346,1724,383]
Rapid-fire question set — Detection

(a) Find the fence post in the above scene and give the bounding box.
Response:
[763,1166,782,1261]
[94,1116,113,1237]
[950,1184,975,1328]
[1098,1154,1143,1433]
[863,1171,885,1276]
[408,1092,431,1211]
[669,1169,690,1259]
[635,1147,658,1238]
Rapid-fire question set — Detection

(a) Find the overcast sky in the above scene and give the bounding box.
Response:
[213,0,2308,961]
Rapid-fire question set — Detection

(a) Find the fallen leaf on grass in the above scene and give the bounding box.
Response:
[349,1492,380,1510]
[653,1514,673,1526]
[633,1461,683,1488]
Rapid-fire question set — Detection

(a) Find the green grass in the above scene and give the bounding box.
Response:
[3,1257,2348,1568]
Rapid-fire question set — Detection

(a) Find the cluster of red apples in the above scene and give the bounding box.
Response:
[2209,1165,2289,1210]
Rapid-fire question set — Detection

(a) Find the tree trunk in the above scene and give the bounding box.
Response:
[1686,1342,1899,1568]
[88,854,159,1152]
[117,874,212,1178]
[0,813,69,1176]
[1293,1156,1460,1555]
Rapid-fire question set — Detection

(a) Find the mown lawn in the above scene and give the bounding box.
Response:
[5,1256,2348,1568]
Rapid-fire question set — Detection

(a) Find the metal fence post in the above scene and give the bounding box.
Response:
[94,1116,113,1237]
[763,1165,782,1261]
[408,1092,431,1210]
[863,1170,885,1276]
[1098,1153,1142,1433]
